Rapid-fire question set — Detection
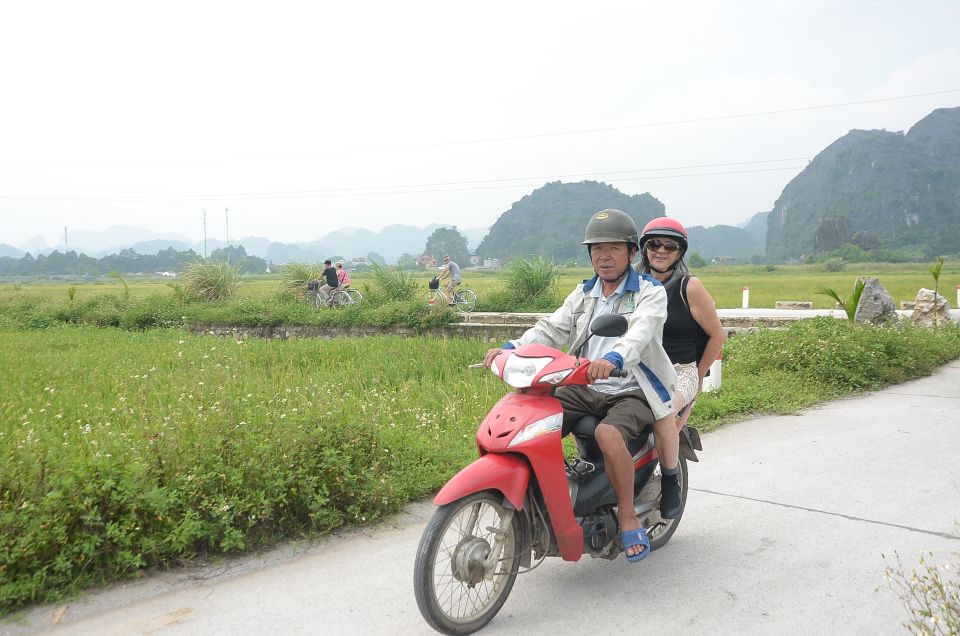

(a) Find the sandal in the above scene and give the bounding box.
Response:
[620,526,650,562]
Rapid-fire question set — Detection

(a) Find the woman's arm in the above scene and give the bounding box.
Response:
[687,277,726,382]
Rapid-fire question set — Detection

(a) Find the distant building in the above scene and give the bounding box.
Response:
[482,258,502,270]
[418,255,437,268]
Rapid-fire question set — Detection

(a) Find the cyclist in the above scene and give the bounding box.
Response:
[315,259,339,302]
[335,261,351,289]
[437,255,461,307]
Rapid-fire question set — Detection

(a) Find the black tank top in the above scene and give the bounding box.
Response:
[663,277,702,364]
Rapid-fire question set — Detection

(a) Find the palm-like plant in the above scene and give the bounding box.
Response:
[930,256,945,326]
[816,277,866,322]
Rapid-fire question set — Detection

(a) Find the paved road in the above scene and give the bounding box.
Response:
[7,362,960,636]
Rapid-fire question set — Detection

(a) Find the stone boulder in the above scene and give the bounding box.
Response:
[910,288,951,326]
[854,277,898,325]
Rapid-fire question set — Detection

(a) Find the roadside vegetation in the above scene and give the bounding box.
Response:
[2,259,960,614]
[2,318,960,614]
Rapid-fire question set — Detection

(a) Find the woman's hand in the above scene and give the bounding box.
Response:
[483,347,505,368]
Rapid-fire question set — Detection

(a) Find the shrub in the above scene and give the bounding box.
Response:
[823,258,845,272]
[885,547,960,635]
[181,260,244,301]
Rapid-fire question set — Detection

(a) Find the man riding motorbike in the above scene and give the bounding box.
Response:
[483,209,679,561]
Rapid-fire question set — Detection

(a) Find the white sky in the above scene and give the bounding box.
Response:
[2,0,959,248]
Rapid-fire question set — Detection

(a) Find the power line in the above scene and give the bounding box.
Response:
[0,161,807,203]
[0,88,955,169]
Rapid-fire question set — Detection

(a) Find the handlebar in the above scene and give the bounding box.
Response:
[608,368,628,378]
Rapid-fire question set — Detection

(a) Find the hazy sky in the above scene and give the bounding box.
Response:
[2,0,959,248]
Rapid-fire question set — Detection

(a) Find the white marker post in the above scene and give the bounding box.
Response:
[701,354,723,393]
[741,286,750,309]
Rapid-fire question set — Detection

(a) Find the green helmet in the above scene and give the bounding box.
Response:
[582,209,639,249]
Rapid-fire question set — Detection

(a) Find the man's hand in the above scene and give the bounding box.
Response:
[483,347,505,368]
[588,358,616,382]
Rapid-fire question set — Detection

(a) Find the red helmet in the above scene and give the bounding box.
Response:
[640,217,688,253]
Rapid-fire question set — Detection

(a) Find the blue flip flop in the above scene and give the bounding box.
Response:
[620,527,650,562]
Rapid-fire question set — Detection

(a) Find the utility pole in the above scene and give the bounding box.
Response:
[225,207,230,248]
[203,210,208,258]
[64,226,68,252]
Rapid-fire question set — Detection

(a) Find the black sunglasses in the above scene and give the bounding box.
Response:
[645,238,681,252]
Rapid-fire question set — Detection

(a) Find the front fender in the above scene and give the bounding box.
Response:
[434,453,530,510]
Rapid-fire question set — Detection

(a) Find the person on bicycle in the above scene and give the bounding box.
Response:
[315,259,339,301]
[437,255,461,307]
[482,209,679,562]
[335,262,351,289]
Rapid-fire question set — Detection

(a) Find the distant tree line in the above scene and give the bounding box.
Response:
[0,246,268,277]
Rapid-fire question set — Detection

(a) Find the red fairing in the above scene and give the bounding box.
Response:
[433,453,530,509]
[477,391,584,561]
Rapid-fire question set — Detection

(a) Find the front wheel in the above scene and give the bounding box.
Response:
[635,454,688,550]
[422,289,446,306]
[414,491,521,635]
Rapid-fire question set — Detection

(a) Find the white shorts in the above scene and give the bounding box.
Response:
[673,362,700,410]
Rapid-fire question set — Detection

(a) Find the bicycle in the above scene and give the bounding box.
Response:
[308,282,355,309]
[421,285,477,312]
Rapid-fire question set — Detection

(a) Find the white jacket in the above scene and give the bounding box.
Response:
[507,268,677,419]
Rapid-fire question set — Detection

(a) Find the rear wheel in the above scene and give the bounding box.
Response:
[454,289,477,313]
[635,454,688,550]
[329,290,351,308]
[414,491,521,635]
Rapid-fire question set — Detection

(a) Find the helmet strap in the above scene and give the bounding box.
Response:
[599,265,632,286]
[648,262,676,275]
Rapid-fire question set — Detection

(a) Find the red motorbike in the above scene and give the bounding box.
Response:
[413,314,703,635]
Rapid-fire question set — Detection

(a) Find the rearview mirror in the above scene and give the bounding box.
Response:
[590,314,628,338]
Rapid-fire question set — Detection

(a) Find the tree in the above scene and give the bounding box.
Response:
[687,252,707,268]
[367,252,387,266]
[424,227,470,265]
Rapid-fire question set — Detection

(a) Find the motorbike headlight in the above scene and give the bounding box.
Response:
[508,412,563,447]
[502,355,553,389]
[539,369,572,385]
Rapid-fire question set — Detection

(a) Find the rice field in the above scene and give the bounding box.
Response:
[4,261,957,310]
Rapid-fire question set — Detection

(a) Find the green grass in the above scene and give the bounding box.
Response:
[2,319,960,613]
[4,261,959,311]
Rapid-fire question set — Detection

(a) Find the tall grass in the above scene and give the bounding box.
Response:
[368,263,417,302]
[278,262,326,300]
[181,260,244,301]
[506,256,562,299]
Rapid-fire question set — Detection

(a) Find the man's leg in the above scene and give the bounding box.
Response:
[320,284,333,301]
[594,423,645,557]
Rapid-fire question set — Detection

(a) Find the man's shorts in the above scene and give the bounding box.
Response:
[445,280,461,292]
[554,385,654,442]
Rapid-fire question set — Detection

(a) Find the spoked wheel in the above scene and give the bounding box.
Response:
[414,491,521,635]
[346,289,363,305]
[635,454,688,550]
[313,292,323,309]
[453,289,477,313]
[422,289,446,307]
[329,290,351,308]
